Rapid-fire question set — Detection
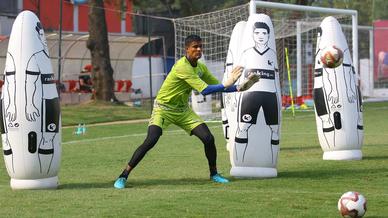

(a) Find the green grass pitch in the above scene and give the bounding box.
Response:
[0,102,387,217]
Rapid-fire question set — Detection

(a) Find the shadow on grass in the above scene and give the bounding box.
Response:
[59,178,210,189]
[363,155,388,160]
[132,178,210,187]
[279,167,387,179]
[59,182,113,189]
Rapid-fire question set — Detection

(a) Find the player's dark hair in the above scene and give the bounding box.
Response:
[185,34,202,48]
[253,22,270,34]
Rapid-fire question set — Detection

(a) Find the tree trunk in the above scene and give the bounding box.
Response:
[87,0,117,102]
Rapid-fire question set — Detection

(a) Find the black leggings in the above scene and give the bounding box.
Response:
[191,123,217,168]
[128,125,162,168]
[128,124,217,171]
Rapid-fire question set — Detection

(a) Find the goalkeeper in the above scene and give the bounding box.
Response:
[114,34,259,189]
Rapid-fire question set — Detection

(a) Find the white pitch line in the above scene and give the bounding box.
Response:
[62,119,149,129]
[63,129,187,145]
[63,125,228,145]
[63,123,388,145]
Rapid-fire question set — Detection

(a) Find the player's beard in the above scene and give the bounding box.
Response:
[195,52,202,60]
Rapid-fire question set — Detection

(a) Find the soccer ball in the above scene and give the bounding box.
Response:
[320,45,343,68]
[338,191,367,218]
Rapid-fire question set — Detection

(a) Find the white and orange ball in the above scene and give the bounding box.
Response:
[338,191,367,218]
[320,45,343,68]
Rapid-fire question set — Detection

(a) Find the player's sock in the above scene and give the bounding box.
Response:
[119,169,129,179]
[209,166,218,177]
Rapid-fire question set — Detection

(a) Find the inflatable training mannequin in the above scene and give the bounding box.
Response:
[1,11,61,189]
[221,21,246,160]
[228,14,282,178]
[313,16,363,160]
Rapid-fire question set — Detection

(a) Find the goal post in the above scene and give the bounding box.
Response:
[173,1,359,119]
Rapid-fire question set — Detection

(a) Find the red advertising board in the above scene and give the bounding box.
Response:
[22,0,133,33]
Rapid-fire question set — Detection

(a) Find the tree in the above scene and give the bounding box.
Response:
[87,0,117,102]
[132,0,245,17]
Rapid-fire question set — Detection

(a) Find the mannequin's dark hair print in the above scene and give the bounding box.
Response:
[253,22,270,34]
[35,22,43,34]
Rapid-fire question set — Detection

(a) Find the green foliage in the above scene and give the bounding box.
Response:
[134,0,388,25]
[132,0,180,14]
[371,0,388,21]
[0,102,387,217]
[133,0,247,16]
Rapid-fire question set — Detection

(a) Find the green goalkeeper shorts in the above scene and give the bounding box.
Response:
[149,104,204,135]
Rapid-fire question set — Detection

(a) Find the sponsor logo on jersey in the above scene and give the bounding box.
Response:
[245,69,275,80]
[242,114,252,122]
[197,70,203,77]
[47,123,56,131]
[41,74,55,84]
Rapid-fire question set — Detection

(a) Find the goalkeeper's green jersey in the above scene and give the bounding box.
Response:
[156,56,219,111]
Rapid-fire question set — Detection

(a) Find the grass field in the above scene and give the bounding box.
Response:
[0,101,387,217]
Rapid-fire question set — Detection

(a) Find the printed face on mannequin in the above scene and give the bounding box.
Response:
[186,40,203,62]
[253,28,269,46]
